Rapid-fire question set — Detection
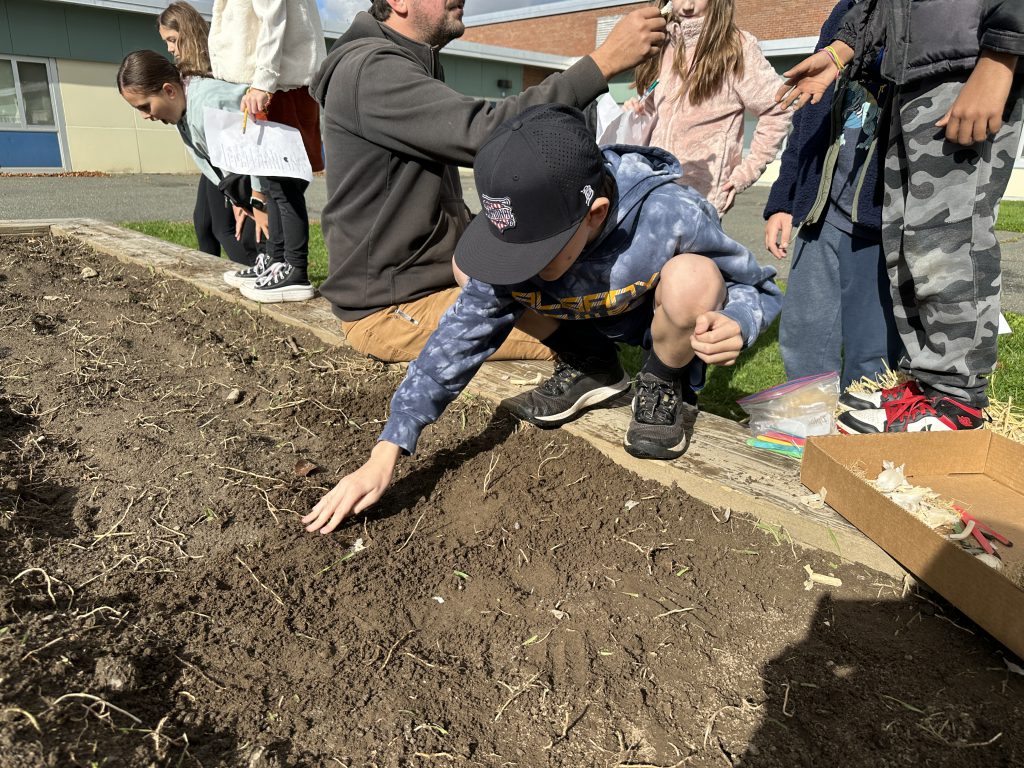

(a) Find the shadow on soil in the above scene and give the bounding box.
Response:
[735,594,1021,767]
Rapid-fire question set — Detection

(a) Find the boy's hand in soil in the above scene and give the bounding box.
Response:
[765,212,793,260]
[936,50,1018,146]
[302,442,401,534]
[691,312,743,366]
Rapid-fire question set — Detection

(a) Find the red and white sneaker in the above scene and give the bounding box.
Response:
[837,393,986,434]
[838,379,923,411]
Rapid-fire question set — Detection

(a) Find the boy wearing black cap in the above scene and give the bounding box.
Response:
[303,104,782,534]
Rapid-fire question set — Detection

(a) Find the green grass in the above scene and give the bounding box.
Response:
[124,219,1024,419]
[121,220,330,285]
[997,200,1024,233]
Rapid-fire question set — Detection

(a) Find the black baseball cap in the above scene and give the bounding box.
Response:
[454,103,606,285]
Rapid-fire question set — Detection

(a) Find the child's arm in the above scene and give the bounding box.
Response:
[936,50,1018,145]
[241,0,288,114]
[678,195,783,348]
[303,280,524,534]
[728,36,792,199]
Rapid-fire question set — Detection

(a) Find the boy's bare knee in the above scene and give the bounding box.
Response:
[658,253,726,316]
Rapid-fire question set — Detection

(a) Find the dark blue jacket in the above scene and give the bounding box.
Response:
[764,0,882,231]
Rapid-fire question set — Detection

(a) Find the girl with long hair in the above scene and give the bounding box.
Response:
[629,0,790,215]
[155,2,261,272]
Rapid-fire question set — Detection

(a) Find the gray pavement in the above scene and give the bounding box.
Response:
[3,172,1023,311]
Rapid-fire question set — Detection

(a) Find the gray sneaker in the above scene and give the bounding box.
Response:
[223,252,275,288]
[623,372,697,460]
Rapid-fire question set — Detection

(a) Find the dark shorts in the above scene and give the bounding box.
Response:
[589,297,707,392]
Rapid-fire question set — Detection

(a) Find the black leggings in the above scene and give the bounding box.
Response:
[262,176,310,278]
[193,175,259,267]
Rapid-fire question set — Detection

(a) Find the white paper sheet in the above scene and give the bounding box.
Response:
[204,107,313,182]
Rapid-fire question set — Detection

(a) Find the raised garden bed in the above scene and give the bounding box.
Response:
[1,235,1020,766]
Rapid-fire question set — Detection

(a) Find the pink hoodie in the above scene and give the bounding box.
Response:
[648,18,791,214]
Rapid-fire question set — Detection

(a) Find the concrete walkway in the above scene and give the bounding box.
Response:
[3,172,1024,311]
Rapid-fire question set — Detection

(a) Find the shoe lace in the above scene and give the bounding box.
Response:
[634,377,678,426]
[255,261,288,287]
[884,393,934,426]
[253,251,272,274]
[538,359,583,396]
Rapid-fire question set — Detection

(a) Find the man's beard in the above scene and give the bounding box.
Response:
[419,8,465,47]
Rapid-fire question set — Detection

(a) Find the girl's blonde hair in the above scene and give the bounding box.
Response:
[157,1,211,79]
[633,0,745,106]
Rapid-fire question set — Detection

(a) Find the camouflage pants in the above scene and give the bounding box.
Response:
[882,73,1023,407]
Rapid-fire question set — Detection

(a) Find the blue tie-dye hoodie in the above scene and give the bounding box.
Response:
[379,145,782,454]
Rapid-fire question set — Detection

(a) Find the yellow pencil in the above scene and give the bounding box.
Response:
[242,106,248,134]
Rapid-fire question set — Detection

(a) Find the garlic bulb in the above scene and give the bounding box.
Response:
[875,461,907,492]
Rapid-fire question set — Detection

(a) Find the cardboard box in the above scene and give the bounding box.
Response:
[801,431,1024,660]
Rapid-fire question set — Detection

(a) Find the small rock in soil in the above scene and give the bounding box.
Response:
[226,387,244,404]
[93,655,137,692]
[79,266,98,279]
[294,458,318,477]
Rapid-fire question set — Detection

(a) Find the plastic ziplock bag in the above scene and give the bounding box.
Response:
[594,93,656,146]
[736,372,840,438]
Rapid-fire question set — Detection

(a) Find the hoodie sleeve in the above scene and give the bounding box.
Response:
[249,0,288,93]
[982,0,1024,56]
[345,48,608,166]
[378,280,524,454]
[728,35,792,193]
[186,78,263,193]
[676,192,782,347]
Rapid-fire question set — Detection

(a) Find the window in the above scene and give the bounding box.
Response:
[0,57,58,131]
[0,56,64,169]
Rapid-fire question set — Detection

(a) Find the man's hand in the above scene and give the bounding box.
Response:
[765,212,794,260]
[302,442,402,535]
[590,7,667,80]
[691,311,743,366]
[936,51,1018,146]
[241,87,272,117]
[775,43,851,111]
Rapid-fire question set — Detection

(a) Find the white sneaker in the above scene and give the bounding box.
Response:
[223,252,274,288]
[239,262,315,303]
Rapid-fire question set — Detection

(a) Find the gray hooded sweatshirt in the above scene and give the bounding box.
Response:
[309,12,609,321]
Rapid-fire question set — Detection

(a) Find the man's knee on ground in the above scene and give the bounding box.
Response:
[656,253,726,327]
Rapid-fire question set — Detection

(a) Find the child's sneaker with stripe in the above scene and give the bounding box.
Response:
[224,251,276,289]
[838,379,922,411]
[501,354,630,428]
[837,392,986,434]
[240,262,315,303]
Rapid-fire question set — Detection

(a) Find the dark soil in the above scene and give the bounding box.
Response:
[0,235,1021,767]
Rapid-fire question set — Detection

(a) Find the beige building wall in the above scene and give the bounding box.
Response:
[56,59,195,174]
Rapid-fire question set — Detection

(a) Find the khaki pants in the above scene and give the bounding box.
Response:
[341,287,553,363]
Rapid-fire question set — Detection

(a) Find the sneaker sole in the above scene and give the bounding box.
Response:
[223,270,261,289]
[622,435,690,460]
[515,373,631,428]
[239,286,316,303]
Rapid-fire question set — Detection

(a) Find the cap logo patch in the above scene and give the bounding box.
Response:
[581,184,594,206]
[482,195,516,233]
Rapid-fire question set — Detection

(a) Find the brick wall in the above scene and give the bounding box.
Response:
[462,0,837,56]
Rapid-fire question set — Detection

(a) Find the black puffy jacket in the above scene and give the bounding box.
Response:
[837,0,1024,86]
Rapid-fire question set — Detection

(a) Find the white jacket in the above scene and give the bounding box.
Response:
[209,0,327,92]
